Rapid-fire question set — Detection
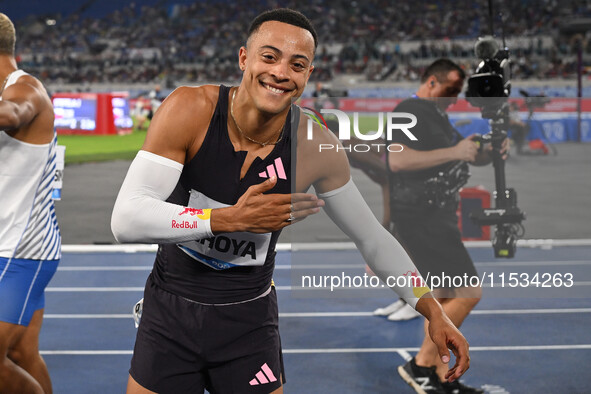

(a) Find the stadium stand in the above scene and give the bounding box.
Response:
[4,0,591,94]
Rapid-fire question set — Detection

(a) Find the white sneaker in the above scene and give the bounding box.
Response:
[133,298,144,328]
[387,303,421,321]
[373,299,406,316]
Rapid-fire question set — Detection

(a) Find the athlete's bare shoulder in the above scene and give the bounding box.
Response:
[294,109,351,194]
[9,73,43,92]
[0,72,54,144]
[165,84,219,113]
[1,73,52,110]
[141,84,222,164]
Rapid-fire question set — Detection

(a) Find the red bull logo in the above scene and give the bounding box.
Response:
[171,220,199,229]
[403,270,430,298]
[403,270,424,286]
[179,207,204,216]
[178,208,211,220]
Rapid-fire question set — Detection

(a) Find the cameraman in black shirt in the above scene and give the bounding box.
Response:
[384,59,506,394]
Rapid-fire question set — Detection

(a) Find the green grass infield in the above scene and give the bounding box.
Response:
[57,115,383,165]
[58,130,146,164]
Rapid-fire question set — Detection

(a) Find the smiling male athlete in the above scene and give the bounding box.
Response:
[112,9,471,394]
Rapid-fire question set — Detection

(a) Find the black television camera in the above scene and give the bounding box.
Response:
[465,35,526,258]
[466,36,511,119]
[519,89,551,117]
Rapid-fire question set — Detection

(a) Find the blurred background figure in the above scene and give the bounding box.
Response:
[0,12,61,394]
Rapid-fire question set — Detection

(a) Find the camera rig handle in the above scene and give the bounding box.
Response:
[470,106,526,258]
[465,0,527,258]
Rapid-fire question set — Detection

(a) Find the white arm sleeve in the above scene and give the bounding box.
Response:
[318,179,430,309]
[111,150,213,243]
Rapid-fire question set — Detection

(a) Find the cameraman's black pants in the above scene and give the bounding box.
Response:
[389,207,478,287]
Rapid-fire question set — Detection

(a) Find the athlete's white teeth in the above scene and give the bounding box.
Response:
[264,84,286,94]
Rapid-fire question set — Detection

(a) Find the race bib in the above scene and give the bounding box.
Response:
[177,190,272,270]
[52,145,65,200]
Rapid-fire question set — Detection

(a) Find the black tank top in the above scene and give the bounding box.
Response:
[151,85,294,303]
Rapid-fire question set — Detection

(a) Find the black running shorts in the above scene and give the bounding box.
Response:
[130,275,284,394]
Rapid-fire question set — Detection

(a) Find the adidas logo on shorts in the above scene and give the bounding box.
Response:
[248,363,278,386]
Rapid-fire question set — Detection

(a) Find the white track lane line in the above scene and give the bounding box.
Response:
[44,308,591,319]
[55,260,591,272]
[43,281,591,292]
[61,239,591,254]
[40,344,591,356]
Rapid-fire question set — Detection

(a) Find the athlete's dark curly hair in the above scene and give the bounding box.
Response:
[248,8,318,51]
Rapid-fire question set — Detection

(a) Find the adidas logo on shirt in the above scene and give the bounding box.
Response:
[258,158,287,180]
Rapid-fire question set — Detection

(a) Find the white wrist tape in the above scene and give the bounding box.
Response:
[111,150,213,243]
[318,179,430,309]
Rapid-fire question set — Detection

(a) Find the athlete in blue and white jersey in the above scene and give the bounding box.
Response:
[0,12,60,394]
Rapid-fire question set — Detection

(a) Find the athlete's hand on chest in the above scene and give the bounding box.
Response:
[210,176,324,234]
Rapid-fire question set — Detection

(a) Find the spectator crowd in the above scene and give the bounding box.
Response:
[12,0,591,85]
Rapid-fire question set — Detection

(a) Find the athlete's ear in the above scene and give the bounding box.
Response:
[238,46,247,71]
[305,64,315,84]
